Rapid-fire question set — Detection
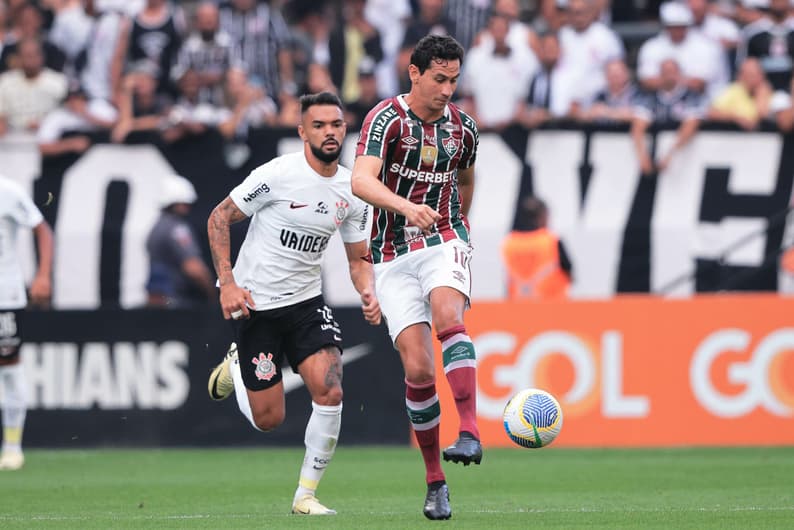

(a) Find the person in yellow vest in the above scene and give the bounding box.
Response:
[502,196,572,299]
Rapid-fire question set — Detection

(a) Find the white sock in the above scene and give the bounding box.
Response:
[230,356,264,432]
[1,364,27,454]
[293,401,342,504]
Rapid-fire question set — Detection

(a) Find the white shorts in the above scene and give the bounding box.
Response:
[374,240,472,344]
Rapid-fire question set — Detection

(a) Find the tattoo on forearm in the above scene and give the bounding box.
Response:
[224,199,248,224]
[208,198,246,285]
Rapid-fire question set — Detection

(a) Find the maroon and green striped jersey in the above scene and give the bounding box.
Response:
[355,95,479,264]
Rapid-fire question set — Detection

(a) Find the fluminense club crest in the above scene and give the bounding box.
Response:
[442,135,460,156]
[252,352,277,381]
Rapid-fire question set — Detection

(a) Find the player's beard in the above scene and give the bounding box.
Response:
[310,142,342,164]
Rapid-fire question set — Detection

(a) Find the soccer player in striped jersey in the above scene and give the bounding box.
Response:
[351,34,480,521]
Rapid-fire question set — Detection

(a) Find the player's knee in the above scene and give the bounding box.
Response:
[405,375,436,392]
[404,364,435,387]
[433,309,464,333]
[404,358,435,384]
[313,385,343,407]
[252,409,285,432]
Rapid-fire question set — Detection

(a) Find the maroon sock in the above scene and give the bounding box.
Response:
[405,379,445,484]
[438,325,480,440]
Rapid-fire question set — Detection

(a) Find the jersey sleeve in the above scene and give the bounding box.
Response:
[229,158,283,216]
[355,99,401,159]
[339,197,371,244]
[5,180,44,228]
[458,111,479,170]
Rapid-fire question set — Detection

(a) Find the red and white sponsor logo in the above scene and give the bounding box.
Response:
[252,353,277,381]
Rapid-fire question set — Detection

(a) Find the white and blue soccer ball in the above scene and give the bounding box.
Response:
[503,388,563,448]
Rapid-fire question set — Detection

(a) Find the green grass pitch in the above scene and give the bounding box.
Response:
[1,446,792,528]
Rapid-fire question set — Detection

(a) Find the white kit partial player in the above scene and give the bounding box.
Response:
[0,175,54,471]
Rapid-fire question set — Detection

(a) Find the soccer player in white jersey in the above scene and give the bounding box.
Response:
[206,92,380,515]
[0,175,53,471]
[352,35,480,520]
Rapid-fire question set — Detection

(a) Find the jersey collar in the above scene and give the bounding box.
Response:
[396,94,451,123]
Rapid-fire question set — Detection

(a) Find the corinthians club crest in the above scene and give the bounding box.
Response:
[252,352,277,381]
[334,200,349,226]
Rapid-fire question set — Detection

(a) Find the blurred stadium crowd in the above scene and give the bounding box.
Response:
[1,0,794,155]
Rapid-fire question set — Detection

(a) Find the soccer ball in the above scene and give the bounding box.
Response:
[503,388,563,448]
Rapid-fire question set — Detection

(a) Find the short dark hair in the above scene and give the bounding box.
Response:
[299,91,344,114]
[409,35,465,74]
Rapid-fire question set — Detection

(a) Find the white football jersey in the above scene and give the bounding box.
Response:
[229,151,370,310]
[0,176,44,310]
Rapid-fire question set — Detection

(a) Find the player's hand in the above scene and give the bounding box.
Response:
[29,274,51,307]
[360,290,381,326]
[219,283,255,320]
[403,203,441,235]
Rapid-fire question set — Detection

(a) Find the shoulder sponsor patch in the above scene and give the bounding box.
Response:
[242,182,270,202]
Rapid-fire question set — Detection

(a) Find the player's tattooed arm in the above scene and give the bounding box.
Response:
[207,197,247,286]
[208,197,254,319]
